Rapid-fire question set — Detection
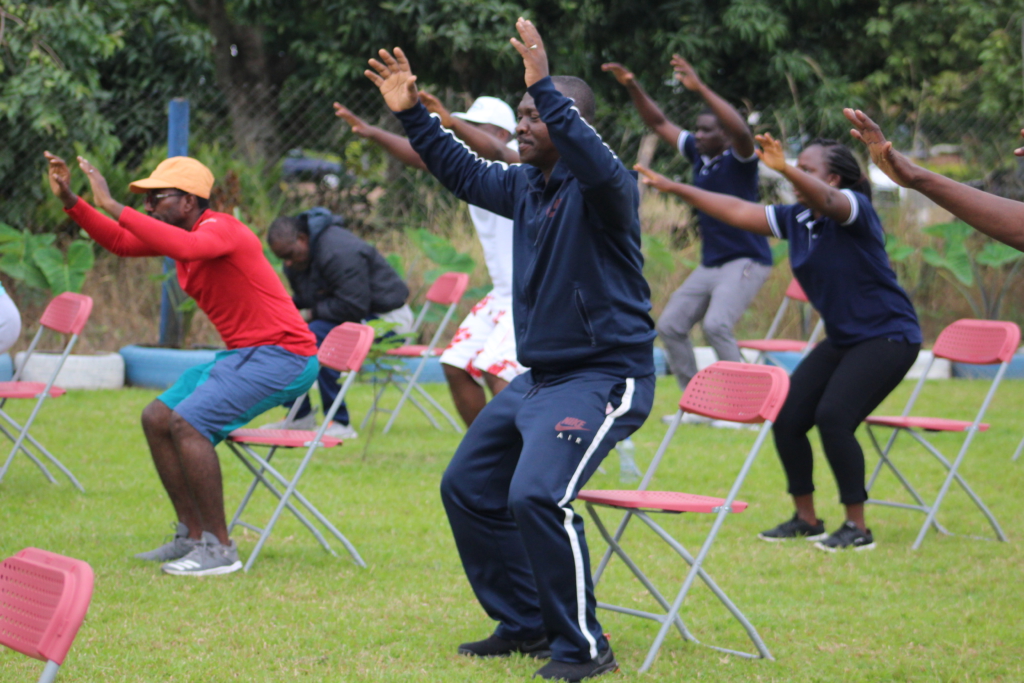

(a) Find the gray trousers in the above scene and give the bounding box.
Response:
[657,257,772,389]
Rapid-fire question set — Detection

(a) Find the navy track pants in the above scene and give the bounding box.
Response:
[440,369,655,663]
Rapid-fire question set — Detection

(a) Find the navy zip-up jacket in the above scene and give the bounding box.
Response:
[395,76,655,378]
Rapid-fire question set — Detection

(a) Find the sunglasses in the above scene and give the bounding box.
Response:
[145,190,185,205]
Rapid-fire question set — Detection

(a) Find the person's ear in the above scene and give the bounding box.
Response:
[826,172,842,188]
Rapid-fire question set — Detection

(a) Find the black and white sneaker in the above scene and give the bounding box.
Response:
[757,513,827,542]
[533,647,618,682]
[814,521,875,552]
[458,633,552,659]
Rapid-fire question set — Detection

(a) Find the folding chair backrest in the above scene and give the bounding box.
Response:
[39,293,93,336]
[680,361,790,424]
[784,278,810,303]
[424,272,470,306]
[898,319,1021,419]
[931,319,1020,365]
[318,323,375,373]
[0,548,94,666]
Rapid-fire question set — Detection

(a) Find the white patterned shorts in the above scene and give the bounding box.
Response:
[439,293,526,384]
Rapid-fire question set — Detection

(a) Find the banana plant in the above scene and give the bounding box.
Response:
[0,223,95,294]
[919,220,1022,319]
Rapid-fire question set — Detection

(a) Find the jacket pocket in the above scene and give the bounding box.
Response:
[574,288,597,347]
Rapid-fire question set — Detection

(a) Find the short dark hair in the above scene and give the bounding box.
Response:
[551,76,596,124]
[806,138,873,201]
[695,107,722,128]
[194,195,210,211]
[267,215,306,244]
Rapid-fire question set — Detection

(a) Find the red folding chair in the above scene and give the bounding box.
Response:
[226,322,375,571]
[361,271,469,435]
[738,278,823,365]
[0,548,94,683]
[579,361,789,672]
[0,293,92,492]
[865,319,1020,549]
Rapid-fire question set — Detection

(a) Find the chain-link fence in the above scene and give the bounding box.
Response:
[2,73,1023,350]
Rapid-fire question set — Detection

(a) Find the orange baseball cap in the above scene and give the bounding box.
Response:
[128,157,215,199]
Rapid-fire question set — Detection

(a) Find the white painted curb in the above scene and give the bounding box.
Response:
[13,351,125,390]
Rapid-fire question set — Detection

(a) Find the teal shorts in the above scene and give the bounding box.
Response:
[159,346,319,444]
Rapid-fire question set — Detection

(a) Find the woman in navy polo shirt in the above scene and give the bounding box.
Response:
[635,134,921,551]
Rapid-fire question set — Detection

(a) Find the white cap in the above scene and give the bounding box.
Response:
[453,96,517,135]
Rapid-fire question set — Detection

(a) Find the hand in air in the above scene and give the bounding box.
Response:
[844,108,916,188]
[601,63,635,86]
[1013,128,1024,158]
[633,163,675,193]
[364,47,419,111]
[76,156,116,212]
[417,92,454,128]
[333,103,372,137]
[44,151,77,208]
[509,17,549,88]
[754,133,787,173]
[670,54,703,91]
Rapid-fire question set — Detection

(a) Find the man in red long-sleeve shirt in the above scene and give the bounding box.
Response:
[45,151,320,577]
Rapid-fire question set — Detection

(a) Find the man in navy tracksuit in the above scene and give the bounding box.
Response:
[366,18,655,681]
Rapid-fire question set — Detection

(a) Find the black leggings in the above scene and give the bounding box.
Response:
[772,336,920,505]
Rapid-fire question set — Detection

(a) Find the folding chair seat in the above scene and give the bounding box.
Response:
[865,319,1020,550]
[738,278,823,365]
[579,361,789,672]
[226,322,375,571]
[0,293,92,492]
[0,547,94,683]
[361,271,469,435]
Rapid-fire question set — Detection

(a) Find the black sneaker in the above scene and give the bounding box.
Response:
[458,633,552,659]
[757,513,827,542]
[533,647,618,682]
[814,521,875,552]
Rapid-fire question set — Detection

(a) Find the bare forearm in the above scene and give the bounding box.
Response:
[625,81,682,147]
[658,181,770,235]
[780,165,850,223]
[910,167,1024,251]
[449,119,519,163]
[364,126,427,171]
[696,84,753,157]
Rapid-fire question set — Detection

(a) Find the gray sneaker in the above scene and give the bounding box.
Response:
[161,531,243,576]
[135,522,198,561]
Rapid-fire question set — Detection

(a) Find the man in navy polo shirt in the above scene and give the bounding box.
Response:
[603,56,773,397]
[365,18,655,682]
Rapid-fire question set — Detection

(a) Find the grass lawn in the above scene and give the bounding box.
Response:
[1,376,1023,681]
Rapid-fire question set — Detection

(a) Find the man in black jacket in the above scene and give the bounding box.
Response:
[265,207,411,438]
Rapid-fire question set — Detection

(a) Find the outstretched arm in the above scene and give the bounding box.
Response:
[365,45,517,217]
[845,108,1024,252]
[601,62,683,148]
[672,54,754,159]
[755,132,852,224]
[634,163,770,235]
[333,103,427,171]
[418,92,520,164]
[45,151,158,257]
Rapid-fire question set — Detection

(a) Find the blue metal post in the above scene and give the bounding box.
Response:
[159,99,190,346]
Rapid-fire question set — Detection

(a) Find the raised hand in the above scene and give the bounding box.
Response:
[509,17,549,88]
[44,151,78,209]
[601,62,635,87]
[670,54,703,92]
[1013,128,1024,158]
[364,47,419,112]
[333,103,372,137]
[844,108,917,188]
[418,91,453,128]
[76,156,117,212]
[633,163,675,193]
[754,133,787,172]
